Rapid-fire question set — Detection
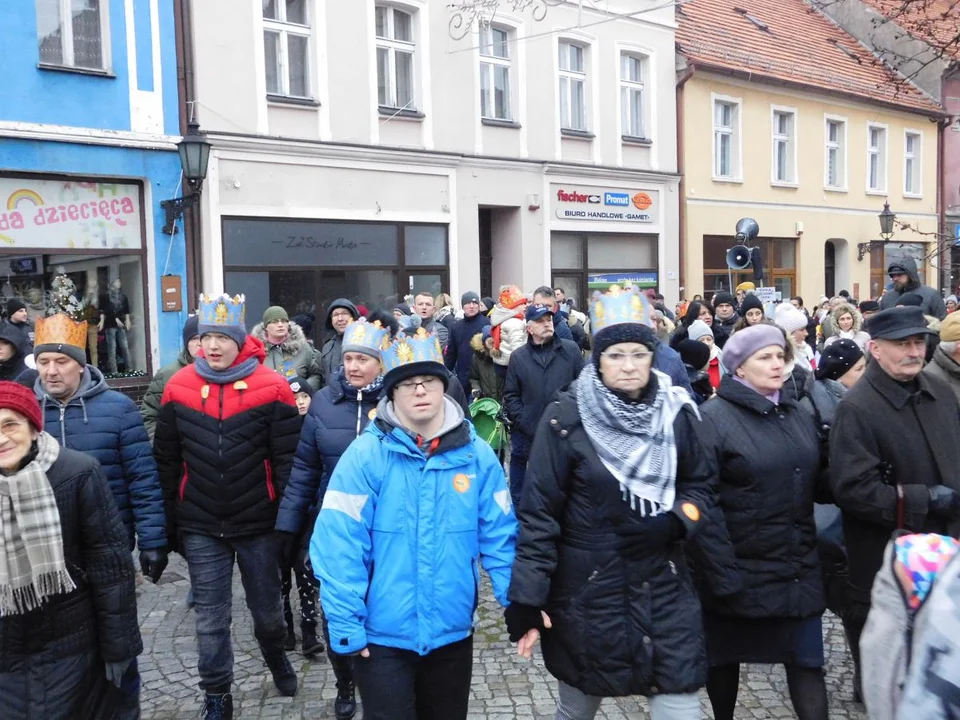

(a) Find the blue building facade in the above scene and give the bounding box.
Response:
[0,0,187,375]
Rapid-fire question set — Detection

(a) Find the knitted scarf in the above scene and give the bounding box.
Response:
[0,432,75,616]
[576,364,696,515]
[194,355,260,384]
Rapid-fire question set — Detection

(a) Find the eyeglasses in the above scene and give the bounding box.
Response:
[395,377,443,394]
[0,420,27,438]
[600,350,653,364]
[331,311,353,320]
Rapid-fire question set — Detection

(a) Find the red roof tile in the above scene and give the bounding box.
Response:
[676,0,943,113]
[860,0,960,61]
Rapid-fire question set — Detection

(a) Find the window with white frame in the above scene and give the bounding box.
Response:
[620,53,645,138]
[480,26,511,121]
[825,118,847,189]
[772,109,796,183]
[713,99,740,179]
[867,124,887,192]
[905,131,922,195]
[36,0,109,70]
[375,5,416,110]
[263,0,310,98]
[559,41,587,132]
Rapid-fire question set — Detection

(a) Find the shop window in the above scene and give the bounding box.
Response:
[587,234,655,269]
[701,235,796,300]
[551,234,583,269]
[404,225,447,265]
[550,233,659,307]
[870,245,885,300]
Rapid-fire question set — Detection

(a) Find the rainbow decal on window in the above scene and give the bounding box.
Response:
[7,189,44,210]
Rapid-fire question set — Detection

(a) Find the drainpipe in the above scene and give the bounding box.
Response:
[676,64,696,299]
[937,111,948,296]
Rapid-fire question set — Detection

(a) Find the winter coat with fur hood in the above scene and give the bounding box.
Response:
[469,333,504,402]
[822,304,870,352]
[252,321,324,391]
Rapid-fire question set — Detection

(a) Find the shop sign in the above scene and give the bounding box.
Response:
[588,272,658,289]
[0,178,143,250]
[553,186,655,223]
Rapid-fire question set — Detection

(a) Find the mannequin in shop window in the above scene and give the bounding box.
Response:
[82,278,99,368]
[99,279,132,373]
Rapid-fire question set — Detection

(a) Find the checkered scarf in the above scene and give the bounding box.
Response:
[0,432,75,616]
[576,364,697,515]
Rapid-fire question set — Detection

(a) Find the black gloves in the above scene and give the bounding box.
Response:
[276,531,300,568]
[614,514,684,558]
[139,549,168,584]
[504,603,546,642]
[105,659,132,688]
[928,486,960,518]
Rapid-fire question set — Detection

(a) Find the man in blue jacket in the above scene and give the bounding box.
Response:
[312,325,517,720]
[32,313,167,720]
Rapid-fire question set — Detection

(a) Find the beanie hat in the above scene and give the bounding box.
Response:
[713,291,735,309]
[940,312,960,342]
[774,303,808,334]
[858,300,880,314]
[287,375,312,395]
[291,313,313,337]
[481,297,495,312]
[182,314,200,347]
[592,323,657,370]
[6,299,26,318]
[739,293,764,317]
[687,319,714,342]
[0,380,43,431]
[394,302,412,317]
[896,292,924,308]
[816,339,863,382]
[721,324,784,374]
[481,325,493,341]
[947,295,958,306]
[262,306,289,326]
[736,281,756,293]
[461,291,480,307]
[678,338,710,371]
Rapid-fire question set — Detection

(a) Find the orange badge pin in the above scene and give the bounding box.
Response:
[453,474,470,493]
[681,502,700,522]
[200,385,210,400]
[368,409,377,420]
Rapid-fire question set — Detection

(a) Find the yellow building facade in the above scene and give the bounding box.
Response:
[679,72,941,304]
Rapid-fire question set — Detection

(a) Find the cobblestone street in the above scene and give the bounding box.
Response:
[137,556,867,719]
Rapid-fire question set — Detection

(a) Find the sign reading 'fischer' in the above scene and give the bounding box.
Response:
[553,186,656,223]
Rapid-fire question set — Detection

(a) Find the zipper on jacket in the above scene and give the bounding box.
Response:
[356,389,362,437]
[59,406,66,446]
[218,385,225,538]
[264,459,276,502]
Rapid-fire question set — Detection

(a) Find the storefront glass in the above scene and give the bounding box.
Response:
[550,233,658,308]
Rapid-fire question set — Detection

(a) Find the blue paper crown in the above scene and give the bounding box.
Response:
[590,285,650,333]
[199,293,246,328]
[342,318,390,355]
[381,327,444,374]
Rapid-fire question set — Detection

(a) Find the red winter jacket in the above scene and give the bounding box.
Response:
[154,335,300,539]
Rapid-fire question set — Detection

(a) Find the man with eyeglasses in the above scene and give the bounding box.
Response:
[320,298,359,386]
[312,325,516,720]
[503,303,585,506]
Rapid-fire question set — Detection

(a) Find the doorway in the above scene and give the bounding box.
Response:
[824,241,836,298]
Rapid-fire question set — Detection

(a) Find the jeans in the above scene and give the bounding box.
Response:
[105,326,131,373]
[183,532,287,692]
[556,681,701,720]
[354,636,473,720]
[509,432,531,508]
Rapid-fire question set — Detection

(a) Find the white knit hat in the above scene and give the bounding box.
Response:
[774,303,808,334]
[687,319,714,341]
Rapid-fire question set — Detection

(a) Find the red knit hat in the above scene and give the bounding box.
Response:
[0,381,43,431]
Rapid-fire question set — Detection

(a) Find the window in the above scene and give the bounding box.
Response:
[479,26,511,121]
[771,108,796,184]
[37,0,108,70]
[559,42,587,131]
[825,117,847,189]
[867,124,887,192]
[905,131,922,195]
[620,53,645,138]
[701,236,796,300]
[262,0,310,98]
[375,5,415,110]
[550,233,659,306]
[713,99,740,179]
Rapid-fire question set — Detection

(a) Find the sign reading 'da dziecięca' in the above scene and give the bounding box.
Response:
[0,178,143,250]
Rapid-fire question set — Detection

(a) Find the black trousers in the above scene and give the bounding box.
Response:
[354,635,474,720]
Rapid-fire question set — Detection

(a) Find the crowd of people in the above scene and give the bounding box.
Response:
[0,256,959,720]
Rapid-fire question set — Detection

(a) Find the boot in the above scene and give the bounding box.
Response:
[203,692,233,720]
[335,681,357,719]
[265,652,299,697]
[301,623,324,657]
[843,615,864,704]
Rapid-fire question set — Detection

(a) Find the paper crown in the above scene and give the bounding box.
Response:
[35,313,87,348]
[498,285,527,311]
[590,285,651,333]
[199,293,246,328]
[380,327,444,374]
[342,318,390,354]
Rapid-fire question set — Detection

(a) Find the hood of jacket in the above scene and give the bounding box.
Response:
[932,346,960,380]
[470,332,488,356]
[372,395,472,457]
[251,320,309,355]
[830,303,863,334]
[324,298,359,331]
[0,321,27,358]
[890,256,921,290]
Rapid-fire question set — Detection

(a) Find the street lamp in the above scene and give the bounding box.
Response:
[858,202,896,261]
[161,122,212,234]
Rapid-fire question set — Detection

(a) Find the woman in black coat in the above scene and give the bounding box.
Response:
[0,381,141,720]
[697,325,828,720]
[506,287,740,720]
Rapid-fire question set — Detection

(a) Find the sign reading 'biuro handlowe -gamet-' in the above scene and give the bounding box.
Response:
[553,185,657,224]
[0,177,143,250]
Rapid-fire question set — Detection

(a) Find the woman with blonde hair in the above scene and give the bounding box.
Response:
[822,303,870,352]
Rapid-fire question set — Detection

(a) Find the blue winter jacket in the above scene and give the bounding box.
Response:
[276,370,381,535]
[654,340,695,399]
[312,396,517,656]
[35,366,167,551]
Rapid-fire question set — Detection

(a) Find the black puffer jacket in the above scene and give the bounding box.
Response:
[0,446,142,720]
[509,379,740,698]
[697,376,826,619]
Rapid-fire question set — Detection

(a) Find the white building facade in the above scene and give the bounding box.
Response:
[190,0,681,320]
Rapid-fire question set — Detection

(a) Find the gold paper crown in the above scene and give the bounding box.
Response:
[35,313,88,349]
